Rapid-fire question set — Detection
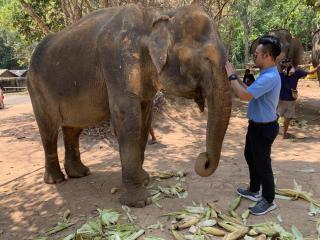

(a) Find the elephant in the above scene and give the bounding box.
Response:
[250,29,304,68]
[27,3,232,207]
[312,29,320,86]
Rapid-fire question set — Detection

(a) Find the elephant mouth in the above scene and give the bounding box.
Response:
[194,86,205,112]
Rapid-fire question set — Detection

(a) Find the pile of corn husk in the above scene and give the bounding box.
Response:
[152,170,187,182]
[147,171,188,208]
[148,183,188,208]
[162,198,310,240]
[276,179,320,207]
[44,209,74,236]
[33,208,164,240]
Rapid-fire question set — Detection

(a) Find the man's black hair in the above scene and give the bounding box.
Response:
[258,35,281,60]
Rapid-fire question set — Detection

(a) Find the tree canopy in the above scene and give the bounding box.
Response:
[0,0,319,68]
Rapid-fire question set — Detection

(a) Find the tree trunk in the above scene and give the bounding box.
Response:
[241,13,250,65]
[100,0,110,7]
[60,0,85,25]
[238,0,250,65]
[18,0,50,35]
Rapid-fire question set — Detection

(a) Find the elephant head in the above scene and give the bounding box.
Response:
[250,29,304,68]
[148,5,232,177]
[312,29,320,85]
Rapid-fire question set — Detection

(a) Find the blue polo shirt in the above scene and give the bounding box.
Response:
[247,66,281,123]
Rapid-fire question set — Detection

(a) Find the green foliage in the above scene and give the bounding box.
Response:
[11,0,64,43]
[0,0,319,68]
[0,30,20,69]
[0,0,64,66]
[219,0,319,66]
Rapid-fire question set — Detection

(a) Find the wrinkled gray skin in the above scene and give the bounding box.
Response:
[312,29,320,86]
[250,29,304,68]
[28,4,231,207]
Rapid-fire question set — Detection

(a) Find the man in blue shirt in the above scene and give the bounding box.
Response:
[277,60,320,139]
[225,35,281,215]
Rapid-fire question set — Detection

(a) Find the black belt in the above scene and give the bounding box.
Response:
[249,119,278,125]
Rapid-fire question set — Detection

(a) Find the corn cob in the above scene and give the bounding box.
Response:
[172,230,185,240]
[210,208,218,218]
[255,234,267,240]
[229,196,242,211]
[219,214,243,225]
[218,221,240,232]
[173,217,200,230]
[276,188,320,207]
[207,202,222,215]
[248,228,258,236]
[201,226,226,236]
[241,209,250,223]
[222,227,249,240]
[230,210,242,221]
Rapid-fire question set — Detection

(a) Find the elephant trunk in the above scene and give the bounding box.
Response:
[194,71,231,177]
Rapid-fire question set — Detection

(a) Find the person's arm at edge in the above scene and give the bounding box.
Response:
[306,64,320,74]
[225,61,253,101]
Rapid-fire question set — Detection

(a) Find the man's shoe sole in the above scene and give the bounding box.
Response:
[236,190,262,202]
[250,204,277,215]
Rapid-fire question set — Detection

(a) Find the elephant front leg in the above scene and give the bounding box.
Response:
[118,135,151,207]
[62,127,90,178]
[113,105,151,207]
[139,100,154,186]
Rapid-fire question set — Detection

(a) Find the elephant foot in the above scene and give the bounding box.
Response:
[44,169,65,184]
[65,161,90,178]
[119,186,151,208]
[141,169,150,186]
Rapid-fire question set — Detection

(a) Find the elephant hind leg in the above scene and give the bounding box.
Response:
[62,126,90,178]
[35,115,65,184]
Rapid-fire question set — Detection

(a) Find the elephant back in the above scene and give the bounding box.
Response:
[250,29,304,67]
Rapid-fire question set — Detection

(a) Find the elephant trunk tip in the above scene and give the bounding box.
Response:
[194,152,218,177]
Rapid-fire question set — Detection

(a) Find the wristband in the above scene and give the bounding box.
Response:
[228,74,238,81]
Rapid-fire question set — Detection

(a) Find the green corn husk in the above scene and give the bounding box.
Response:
[218,221,240,232]
[106,223,136,239]
[98,208,120,226]
[126,229,145,240]
[222,227,249,240]
[241,209,250,224]
[201,226,226,236]
[144,237,165,240]
[45,210,74,235]
[276,180,320,207]
[229,196,242,212]
[74,220,103,238]
[291,225,303,240]
[219,214,243,225]
[172,230,185,240]
[184,205,208,215]
[207,202,222,216]
[230,210,242,221]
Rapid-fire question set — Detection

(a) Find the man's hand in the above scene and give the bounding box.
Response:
[225,61,236,77]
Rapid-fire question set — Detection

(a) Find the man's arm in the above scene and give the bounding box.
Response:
[225,61,253,101]
[306,64,320,74]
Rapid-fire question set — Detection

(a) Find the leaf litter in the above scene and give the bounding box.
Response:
[31,175,320,239]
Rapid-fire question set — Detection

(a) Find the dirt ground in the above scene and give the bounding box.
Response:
[1,79,320,240]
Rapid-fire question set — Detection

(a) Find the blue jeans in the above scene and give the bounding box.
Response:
[245,121,279,203]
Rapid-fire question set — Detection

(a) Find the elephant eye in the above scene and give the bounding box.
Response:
[193,73,201,80]
[204,57,212,63]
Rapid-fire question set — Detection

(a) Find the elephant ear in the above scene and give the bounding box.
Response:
[203,43,223,66]
[148,15,172,73]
